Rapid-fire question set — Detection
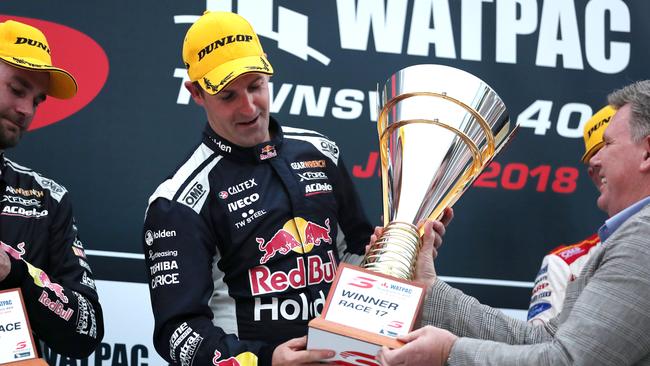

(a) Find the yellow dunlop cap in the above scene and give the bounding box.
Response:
[0,19,77,99]
[182,11,273,95]
[581,105,616,163]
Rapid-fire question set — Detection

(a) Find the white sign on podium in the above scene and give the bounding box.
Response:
[307,263,426,365]
[0,289,37,364]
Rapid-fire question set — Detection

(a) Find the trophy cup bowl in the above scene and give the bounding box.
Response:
[362,63,515,280]
[307,64,517,363]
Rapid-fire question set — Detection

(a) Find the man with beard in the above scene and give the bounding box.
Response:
[0,19,103,358]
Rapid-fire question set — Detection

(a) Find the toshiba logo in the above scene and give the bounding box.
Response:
[0,15,110,130]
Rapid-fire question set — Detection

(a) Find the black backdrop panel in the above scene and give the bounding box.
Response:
[3,0,644,311]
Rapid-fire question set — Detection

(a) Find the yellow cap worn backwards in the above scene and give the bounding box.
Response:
[0,19,77,99]
[581,105,616,163]
[182,11,273,95]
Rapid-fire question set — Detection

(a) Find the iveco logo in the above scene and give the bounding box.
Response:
[0,15,110,131]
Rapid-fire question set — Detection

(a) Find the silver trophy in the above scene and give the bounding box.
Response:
[362,64,517,280]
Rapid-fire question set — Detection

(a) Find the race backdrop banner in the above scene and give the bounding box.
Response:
[2,0,647,364]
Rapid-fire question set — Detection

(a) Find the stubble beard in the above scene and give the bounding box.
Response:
[0,125,22,150]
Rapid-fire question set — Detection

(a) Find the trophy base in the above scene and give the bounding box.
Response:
[307,317,401,365]
[3,359,48,366]
[307,263,426,364]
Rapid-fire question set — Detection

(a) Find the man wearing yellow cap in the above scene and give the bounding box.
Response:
[527,105,615,325]
[143,11,372,366]
[0,20,103,358]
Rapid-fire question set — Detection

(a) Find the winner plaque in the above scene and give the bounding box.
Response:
[0,289,44,366]
[307,64,517,365]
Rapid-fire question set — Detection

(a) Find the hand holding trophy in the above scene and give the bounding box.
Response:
[307,64,517,365]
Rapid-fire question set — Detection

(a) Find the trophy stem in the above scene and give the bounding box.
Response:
[361,221,421,280]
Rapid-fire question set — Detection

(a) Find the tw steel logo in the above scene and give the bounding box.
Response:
[256,217,332,264]
[0,16,109,130]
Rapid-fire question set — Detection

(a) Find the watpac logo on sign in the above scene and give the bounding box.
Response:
[174,0,631,73]
[0,15,109,130]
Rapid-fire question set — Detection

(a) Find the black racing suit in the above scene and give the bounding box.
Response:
[143,118,373,366]
[0,155,103,358]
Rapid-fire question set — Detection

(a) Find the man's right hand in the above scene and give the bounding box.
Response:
[271,336,334,365]
[0,250,11,281]
[365,208,453,288]
[414,207,454,288]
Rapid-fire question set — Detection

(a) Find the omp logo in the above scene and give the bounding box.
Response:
[181,182,206,207]
[174,0,330,65]
[320,140,339,157]
[0,16,109,130]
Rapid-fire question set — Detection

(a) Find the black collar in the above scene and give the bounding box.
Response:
[202,116,283,163]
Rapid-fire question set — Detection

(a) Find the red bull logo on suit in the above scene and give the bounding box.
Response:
[256,217,331,264]
[0,241,26,260]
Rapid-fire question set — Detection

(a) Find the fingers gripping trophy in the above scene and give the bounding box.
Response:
[307,64,517,363]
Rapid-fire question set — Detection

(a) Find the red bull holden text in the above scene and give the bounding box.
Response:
[249,250,338,296]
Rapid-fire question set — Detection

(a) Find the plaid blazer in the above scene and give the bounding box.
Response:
[420,203,650,365]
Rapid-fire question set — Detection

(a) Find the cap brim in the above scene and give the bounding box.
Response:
[0,56,77,99]
[581,142,604,163]
[197,55,273,95]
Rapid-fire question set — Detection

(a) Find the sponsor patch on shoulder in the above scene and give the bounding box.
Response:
[527,302,552,320]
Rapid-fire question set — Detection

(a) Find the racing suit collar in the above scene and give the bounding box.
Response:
[202,116,284,163]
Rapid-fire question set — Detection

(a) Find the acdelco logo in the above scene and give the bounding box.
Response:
[0,16,109,130]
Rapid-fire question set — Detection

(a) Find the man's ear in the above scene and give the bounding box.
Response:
[185,81,205,106]
[640,135,650,172]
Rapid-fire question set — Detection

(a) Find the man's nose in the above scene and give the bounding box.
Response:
[589,147,604,167]
[15,97,35,119]
[238,92,256,116]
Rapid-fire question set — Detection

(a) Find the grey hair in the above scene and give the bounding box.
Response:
[608,80,650,142]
